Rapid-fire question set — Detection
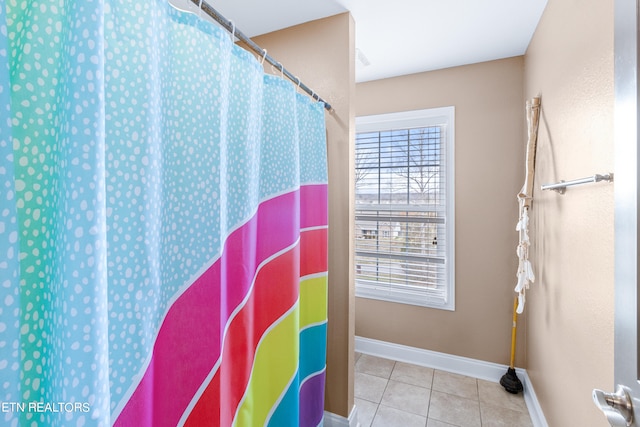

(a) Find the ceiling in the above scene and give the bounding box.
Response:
[176,0,548,83]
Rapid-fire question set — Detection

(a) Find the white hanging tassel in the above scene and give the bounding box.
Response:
[525,259,535,282]
[515,204,534,314]
[516,208,529,243]
[517,292,526,315]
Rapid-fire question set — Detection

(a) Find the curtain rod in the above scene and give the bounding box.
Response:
[189,0,333,111]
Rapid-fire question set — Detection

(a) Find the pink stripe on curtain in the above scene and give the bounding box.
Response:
[114,190,300,427]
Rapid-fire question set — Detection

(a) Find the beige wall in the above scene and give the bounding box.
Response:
[524,0,615,425]
[253,13,356,419]
[355,57,527,366]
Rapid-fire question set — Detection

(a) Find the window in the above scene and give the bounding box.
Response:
[355,107,455,310]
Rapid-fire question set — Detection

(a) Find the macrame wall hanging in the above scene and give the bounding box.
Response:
[515,96,541,314]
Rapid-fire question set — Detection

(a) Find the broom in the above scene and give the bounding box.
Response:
[500,296,523,394]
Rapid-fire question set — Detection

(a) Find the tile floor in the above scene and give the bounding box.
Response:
[354,352,534,427]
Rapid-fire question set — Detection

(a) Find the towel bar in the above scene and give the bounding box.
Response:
[541,173,613,194]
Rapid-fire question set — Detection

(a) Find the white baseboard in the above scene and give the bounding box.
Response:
[323,404,359,427]
[354,336,548,427]
[517,369,547,427]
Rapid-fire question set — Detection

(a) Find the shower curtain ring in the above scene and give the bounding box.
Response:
[279,63,284,78]
[198,0,203,17]
[229,20,235,41]
[260,49,268,65]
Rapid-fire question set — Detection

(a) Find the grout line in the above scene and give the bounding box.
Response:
[425,369,433,424]
[357,355,531,427]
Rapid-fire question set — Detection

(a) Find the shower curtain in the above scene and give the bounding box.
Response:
[0,1,328,426]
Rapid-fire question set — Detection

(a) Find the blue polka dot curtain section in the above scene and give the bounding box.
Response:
[0,1,329,426]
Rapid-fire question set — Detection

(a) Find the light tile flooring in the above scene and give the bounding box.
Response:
[355,353,534,427]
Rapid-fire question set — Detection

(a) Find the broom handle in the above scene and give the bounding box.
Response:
[510,296,518,369]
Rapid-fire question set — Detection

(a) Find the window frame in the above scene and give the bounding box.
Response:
[354,106,455,311]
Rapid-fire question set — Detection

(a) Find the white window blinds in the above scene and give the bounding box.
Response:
[355,107,455,310]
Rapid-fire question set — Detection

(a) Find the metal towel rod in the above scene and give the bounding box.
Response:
[541,173,614,194]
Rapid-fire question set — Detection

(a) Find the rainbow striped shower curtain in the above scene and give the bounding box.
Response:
[0,1,328,426]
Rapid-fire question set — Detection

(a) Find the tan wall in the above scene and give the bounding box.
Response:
[524,0,615,425]
[355,57,527,366]
[253,13,356,419]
